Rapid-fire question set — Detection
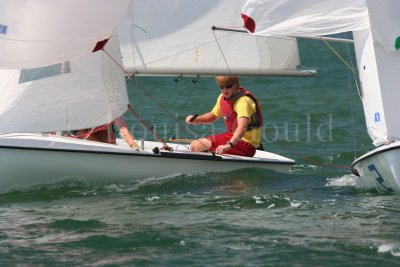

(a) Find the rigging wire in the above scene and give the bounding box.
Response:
[101,48,133,79]
[127,2,137,73]
[132,76,145,143]
[134,80,177,119]
[212,30,232,74]
[127,104,172,151]
[320,37,358,77]
[321,35,362,161]
[167,76,199,139]
[273,138,351,169]
[344,35,359,161]
[150,76,183,128]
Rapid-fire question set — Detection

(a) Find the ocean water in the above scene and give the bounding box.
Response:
[1,40,400,266]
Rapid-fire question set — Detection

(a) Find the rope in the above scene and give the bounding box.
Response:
[69,123,112,139]
[127,104,173,151]
[269,134,351,169]
[151,76,182,127]
[345,38,359,161]
[212,30,232,74]
[320,38,358,77]
[101,48,133,79]
[321,35,361,161]
[134,80,176,118]
[167,77,199,139]
[128,2,138,73]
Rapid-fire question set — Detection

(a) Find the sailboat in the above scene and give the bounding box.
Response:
[0,0,310,192]
[241,0,400,193]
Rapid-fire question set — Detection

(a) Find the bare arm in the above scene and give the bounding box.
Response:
[186,112,218,124]
[215,117,249,155]
[230,117,249,145]
[113,116,138,148]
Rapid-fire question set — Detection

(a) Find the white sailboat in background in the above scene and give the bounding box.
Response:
[0,0,304,192]
[350,0,400,193]
[242,0,400,193]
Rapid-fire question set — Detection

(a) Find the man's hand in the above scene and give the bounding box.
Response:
[215,144,231,155]
[186,114,198,124]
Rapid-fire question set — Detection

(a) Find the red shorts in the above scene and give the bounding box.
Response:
[207,132,256,157]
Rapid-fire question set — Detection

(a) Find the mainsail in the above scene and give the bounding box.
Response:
[0,0,128,69]
[0,34,129,133]
[118,0,308,77]
[241,0,368,36]
[241,0,400,146]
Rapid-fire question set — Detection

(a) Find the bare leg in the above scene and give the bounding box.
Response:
[75,127,116,144]
[190,138,212,152]
[94,128,116,144]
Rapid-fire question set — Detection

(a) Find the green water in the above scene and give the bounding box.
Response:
[1,40,400,266]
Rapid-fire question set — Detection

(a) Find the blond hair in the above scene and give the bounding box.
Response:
[215,76,239,88]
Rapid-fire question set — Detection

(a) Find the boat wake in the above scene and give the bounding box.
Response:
[325,173,384,192]
[325,174,358,188]
[378,243,400,257]
[197,194,307,210]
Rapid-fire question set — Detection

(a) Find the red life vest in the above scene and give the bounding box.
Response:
[220,87,263,132]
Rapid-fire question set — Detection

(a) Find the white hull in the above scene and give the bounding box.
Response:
[351,141,400,193]
[0,133,294,192]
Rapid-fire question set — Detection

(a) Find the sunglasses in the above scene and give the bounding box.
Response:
[219,84,233,90]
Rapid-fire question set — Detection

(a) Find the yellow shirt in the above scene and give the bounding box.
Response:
[211,94,261,148]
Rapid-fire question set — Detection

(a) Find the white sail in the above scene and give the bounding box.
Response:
[353,29,386,145]
[353,0,400,146]
[0,34,129,133]
[117,0,306,77]
[241,0,368,36]
[0,0,128,69]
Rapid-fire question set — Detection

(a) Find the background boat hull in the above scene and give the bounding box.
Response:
[352,141,400,193]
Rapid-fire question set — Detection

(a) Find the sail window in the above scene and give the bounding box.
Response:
[0,24,7,34]
[19,61,71,84]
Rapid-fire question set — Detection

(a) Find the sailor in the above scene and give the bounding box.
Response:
[186,76,263,157]
[73,115,139,149]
